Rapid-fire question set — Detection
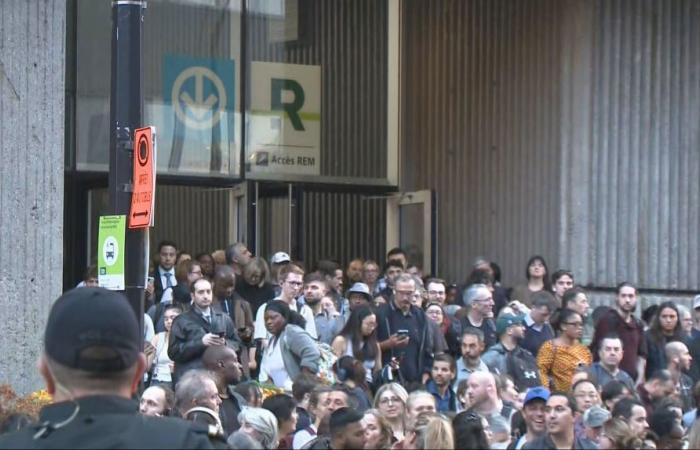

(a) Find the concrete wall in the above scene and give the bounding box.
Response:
[0,0,65,394]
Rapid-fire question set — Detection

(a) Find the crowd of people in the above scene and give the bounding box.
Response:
[2,242,700,449]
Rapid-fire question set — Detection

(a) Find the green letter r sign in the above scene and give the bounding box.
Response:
[271,78,305,131]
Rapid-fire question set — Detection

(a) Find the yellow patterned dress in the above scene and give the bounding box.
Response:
[536,339,592,391]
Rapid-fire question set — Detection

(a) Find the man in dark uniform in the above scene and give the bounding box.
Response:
[0,287,217,449]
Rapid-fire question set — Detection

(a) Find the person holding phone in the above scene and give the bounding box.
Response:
[375,274,434,384]
[169,278,242,385]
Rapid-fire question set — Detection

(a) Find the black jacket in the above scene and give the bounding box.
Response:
[375,301,434,383]
[0,395,214,449]
[522,433,597,450]
[168,308,241,384]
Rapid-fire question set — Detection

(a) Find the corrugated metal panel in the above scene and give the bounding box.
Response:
[247,0,388,179]
[402,0,700,292]
[402,0,563,286]
[588,0,700,290]
[302,191,386,273]
[150,185,232,258]
[0,0,65,394]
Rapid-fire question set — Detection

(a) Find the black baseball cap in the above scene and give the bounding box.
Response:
[44,287,140,372]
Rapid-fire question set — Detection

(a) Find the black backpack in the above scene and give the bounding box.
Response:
[506,348,540,391]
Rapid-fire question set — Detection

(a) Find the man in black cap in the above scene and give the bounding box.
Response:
[0,287,217,449]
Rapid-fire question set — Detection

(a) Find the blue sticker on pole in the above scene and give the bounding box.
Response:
[163,55,236,134]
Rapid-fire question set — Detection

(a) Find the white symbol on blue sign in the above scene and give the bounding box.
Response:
[164,55,235,134]
[171,66,227,130]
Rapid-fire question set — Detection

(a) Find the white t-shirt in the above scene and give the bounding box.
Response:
[292,424,318,449]
[261,338,293,390]
[253,298,317,340]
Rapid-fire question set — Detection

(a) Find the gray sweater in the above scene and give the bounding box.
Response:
[279,324,321,379]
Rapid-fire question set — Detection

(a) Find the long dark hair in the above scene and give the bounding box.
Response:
[338,306,378,360]
[648,301,684,345]
[453,411,490,449]
[525,255,552,291]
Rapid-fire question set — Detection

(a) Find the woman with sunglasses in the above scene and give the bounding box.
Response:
[537,308,592,391]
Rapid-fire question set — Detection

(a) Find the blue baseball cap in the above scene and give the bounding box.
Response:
[523,386,550,405]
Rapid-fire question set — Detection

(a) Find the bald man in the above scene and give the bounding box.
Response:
[202,345,246,435]
[466,371,516,422]
[665,341,693,412]
[213,265,254,377]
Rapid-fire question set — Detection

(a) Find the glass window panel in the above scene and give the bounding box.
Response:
[245,0,393,185]
[75,0,242,178]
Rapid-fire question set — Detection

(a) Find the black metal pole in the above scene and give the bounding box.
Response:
[109,0,146,340]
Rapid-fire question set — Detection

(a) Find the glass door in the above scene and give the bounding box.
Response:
[386,190,436,276]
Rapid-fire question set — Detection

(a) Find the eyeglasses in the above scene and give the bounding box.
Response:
[379,396,402,405]
[395,290,414,296]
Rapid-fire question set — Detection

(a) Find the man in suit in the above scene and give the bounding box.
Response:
[152,240,178,305]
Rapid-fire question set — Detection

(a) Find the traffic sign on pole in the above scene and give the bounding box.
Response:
[129,126,156,229]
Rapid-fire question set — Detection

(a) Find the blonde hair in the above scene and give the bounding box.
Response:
[413,413,454,450]
[373,383,409,408]
[363,409,394,449]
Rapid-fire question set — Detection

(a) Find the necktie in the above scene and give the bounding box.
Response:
[164,272,173,288]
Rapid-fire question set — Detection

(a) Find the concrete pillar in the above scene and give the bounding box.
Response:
[0,0,65,394]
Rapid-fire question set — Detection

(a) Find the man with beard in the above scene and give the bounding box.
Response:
[425,354,457,412]
[523,392,596,449]
[482,313,539,392]
[509,387,549,450]
[224,242,253,277]
[456,328,489,384]
[636,369,677,416]
[303,272,344,345]
[665,341,694,412]
[202,345,247,436]
[169,278,242,384]
[466,371,515,423]
[590,282,647,385]
[611,397,650,442]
